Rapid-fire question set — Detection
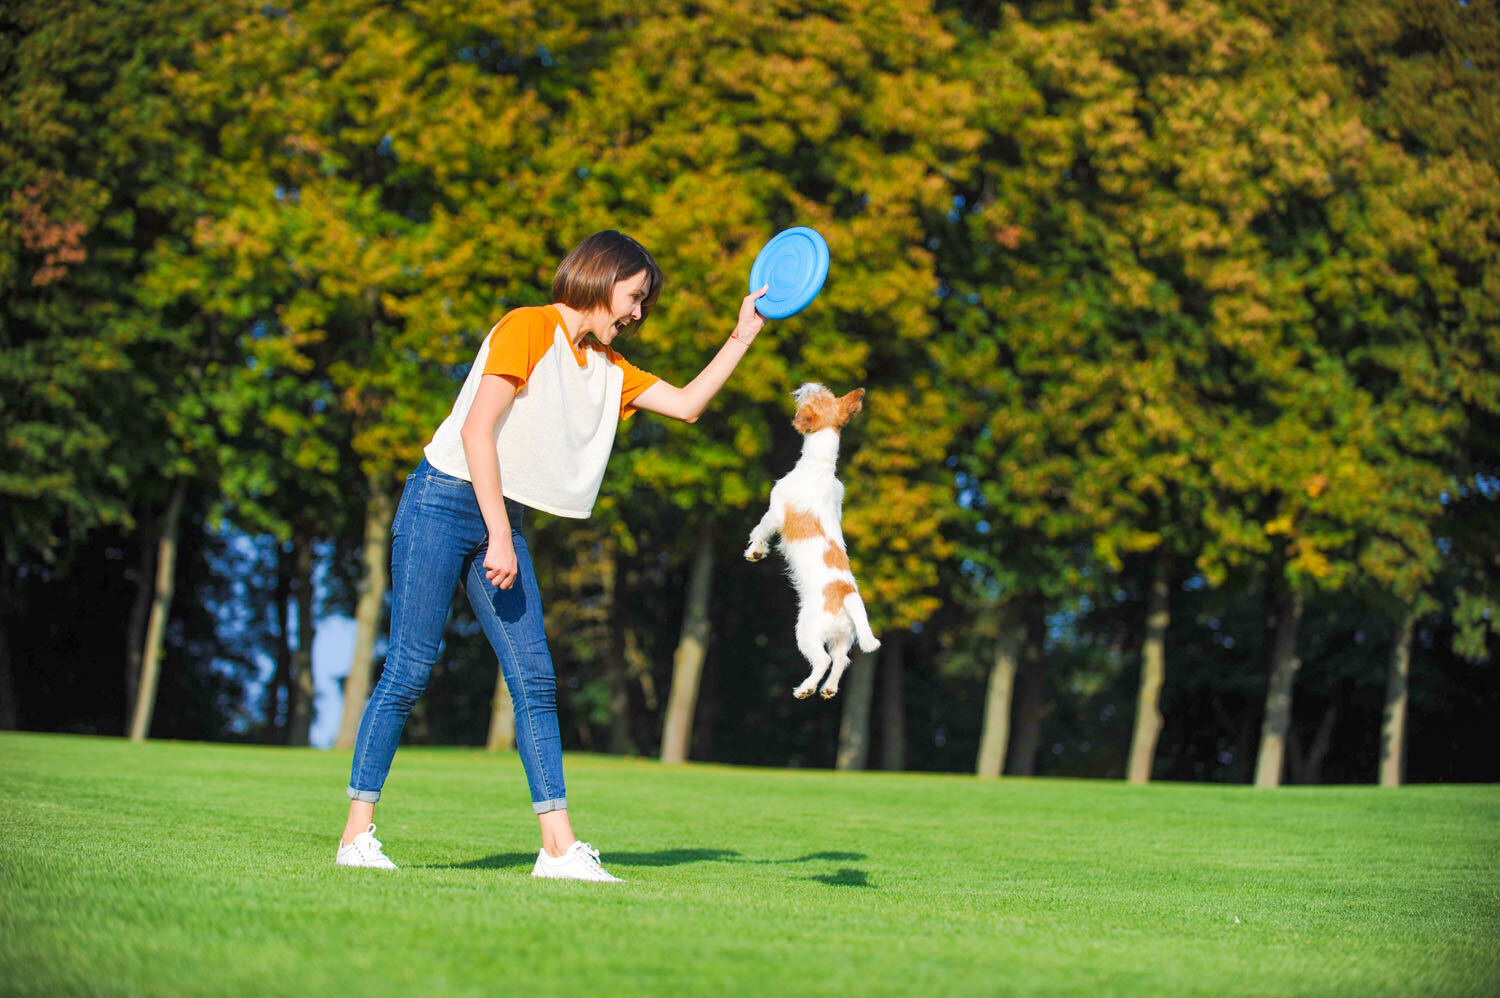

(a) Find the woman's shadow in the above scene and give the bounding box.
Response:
[428,848,873,886]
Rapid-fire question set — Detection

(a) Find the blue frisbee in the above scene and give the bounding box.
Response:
[749,226,829,319]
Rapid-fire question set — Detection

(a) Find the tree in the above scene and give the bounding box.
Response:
[1223,0,1500,784]
[836,650,879,770]
[540,0,978,763]
[155,0,588,745]
[1126,551,1171,783]
[1,0,244,734]
[1278,0,1500,786]
[128,484,185,741]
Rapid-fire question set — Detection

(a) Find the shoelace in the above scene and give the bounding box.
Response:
[576,843,603,869]
[360,824,385,857]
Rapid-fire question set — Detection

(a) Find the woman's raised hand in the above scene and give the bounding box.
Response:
[733,285,769,345]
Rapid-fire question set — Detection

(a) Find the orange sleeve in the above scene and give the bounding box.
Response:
[604,345,661,420]
[481,307,556,388]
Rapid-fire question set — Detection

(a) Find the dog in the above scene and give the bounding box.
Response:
[744,383,880,699]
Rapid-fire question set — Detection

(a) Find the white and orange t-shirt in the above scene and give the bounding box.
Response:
[424,305,659,518]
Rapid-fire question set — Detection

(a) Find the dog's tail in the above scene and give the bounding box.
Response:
[843,591,881,653]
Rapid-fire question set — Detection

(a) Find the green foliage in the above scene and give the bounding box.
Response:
[537,0,975,629]
[4,0,1496,776]
[939,0,1493,630]
[0,0,234,565]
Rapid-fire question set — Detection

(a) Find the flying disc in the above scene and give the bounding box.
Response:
[748,226,829,319]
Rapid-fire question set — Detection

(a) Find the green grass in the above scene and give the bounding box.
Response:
[2,732,1497,996]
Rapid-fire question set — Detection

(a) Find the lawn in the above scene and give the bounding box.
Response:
[1,732,1497,996]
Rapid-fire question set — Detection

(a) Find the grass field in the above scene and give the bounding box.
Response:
[2,732,1497,996]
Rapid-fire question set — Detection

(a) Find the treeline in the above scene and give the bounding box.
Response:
[3,0,1496,784]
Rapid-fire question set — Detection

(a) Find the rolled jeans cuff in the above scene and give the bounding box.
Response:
[532,796,567,815]
[347,787,381,803]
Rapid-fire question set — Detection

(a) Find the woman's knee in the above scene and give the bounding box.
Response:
[373,658,433,709]
[510,666,557,708]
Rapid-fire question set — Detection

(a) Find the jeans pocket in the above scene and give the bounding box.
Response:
[417,463,474,490]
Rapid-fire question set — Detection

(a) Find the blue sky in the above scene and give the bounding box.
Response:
[309,613,358,748]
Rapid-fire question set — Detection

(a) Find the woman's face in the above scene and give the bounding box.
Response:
[591,270,651,345]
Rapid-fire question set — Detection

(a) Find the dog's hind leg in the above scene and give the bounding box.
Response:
[792,615,833,700]
[819,630,855,699]
[843,591,881,653]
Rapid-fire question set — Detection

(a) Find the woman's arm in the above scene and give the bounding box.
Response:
[631,287,767,424]
[460,374,521,588]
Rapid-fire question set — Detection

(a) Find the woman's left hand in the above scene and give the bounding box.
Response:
[733,285,769,345]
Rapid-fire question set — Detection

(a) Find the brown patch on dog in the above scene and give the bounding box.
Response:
[823,542,850,571]
[783,505,826,542]
[792,388,840,434]
[822,580,856,614]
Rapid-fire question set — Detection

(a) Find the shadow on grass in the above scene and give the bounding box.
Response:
[426,848,742,871]
[756,851,866,865]
[426,848,872,886]
[603,849,744,867]
[432,852,544,871]
[806,868,871,888]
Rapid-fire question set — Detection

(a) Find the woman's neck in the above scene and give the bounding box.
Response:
[551,302,591,347]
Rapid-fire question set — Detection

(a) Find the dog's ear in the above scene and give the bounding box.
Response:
[838,388,865,423]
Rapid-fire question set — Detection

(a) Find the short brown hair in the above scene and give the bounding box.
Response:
[552,230,663,333]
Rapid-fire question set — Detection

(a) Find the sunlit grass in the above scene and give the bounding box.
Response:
[2,732,1496,995]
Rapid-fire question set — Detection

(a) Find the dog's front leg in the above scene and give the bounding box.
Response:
[743,505,781,562]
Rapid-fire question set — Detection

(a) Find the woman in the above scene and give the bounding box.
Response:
[335,230,768,881]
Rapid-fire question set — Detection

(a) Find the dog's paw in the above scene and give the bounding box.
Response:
[792,684,815,699]
[743,542,768,562]
[820,686,839,700]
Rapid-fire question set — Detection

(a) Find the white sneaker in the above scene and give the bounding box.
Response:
[531,841,624,882]
[336,823,398,870]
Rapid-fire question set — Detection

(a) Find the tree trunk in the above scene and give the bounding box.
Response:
[1005,602,1047,776]
[836,649,877,770]
[335,486,393,749]
[660,525,714,764]
[877,632,906,771]
[124,532,153,728]
[1127,551,1171,784]
[128,481,186,743]
[1379,612,1415,787]
[624,628,659,712]
[1254,583,1304,788]
[288,535,316,747]
[691,648,721,762]
[270,545,293,743]
[976,617,1021,779]
[485,667,516,751]
[603,551,634,754]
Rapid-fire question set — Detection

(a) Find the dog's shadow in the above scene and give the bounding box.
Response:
[425,848,873,887]
[808,867,871,888]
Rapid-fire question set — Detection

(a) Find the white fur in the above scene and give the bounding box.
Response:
[744,385,880,699]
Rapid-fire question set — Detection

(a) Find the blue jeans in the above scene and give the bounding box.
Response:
[347,458,567,814]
